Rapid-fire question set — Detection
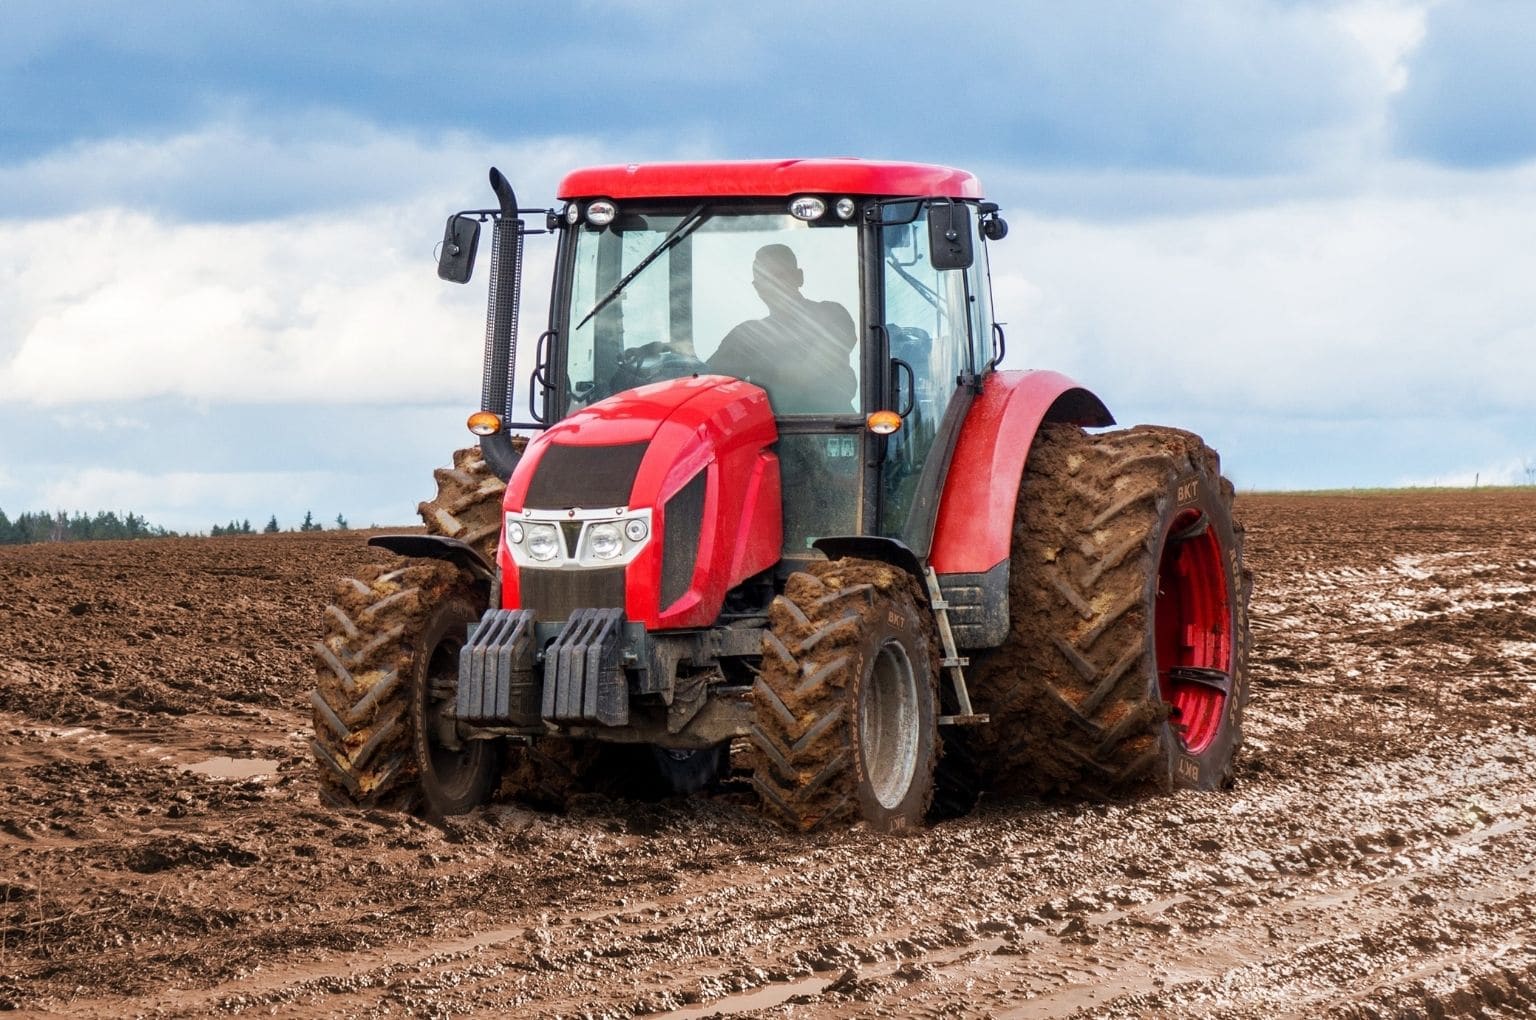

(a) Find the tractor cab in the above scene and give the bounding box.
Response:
[445,160,1008,567]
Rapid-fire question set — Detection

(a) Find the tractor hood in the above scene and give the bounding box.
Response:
[499,374,782,629]
[505,375,776,513]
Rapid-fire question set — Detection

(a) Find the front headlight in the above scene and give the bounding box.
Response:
[525,523,561,562]
[505,517,525,545]
[588,522,623,560]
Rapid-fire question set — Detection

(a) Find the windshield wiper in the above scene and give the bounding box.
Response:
[885,255,945,313]
[575,203,709,330]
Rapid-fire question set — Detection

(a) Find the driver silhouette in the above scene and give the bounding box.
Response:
[707,244,857,414]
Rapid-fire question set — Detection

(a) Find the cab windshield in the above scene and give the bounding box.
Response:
[564,206,861,416]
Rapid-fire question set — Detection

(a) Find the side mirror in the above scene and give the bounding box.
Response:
[437,214,481,283]
[927,200,973,270]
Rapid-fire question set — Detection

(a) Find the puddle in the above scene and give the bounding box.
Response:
[181,756,280,780]
[655,977,833,1019]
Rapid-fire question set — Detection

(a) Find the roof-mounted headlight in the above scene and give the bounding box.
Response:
[585,199,616,227]
[834,197,857,220]
[789,196,826,221]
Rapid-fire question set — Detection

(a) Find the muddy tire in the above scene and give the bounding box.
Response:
[749,559,938,832]
[311,560,502,817]
[973,424,1250,797]
[417,446,508,562]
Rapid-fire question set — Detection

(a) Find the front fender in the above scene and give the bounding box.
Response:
[929,370,1112,576]
[367,535,496,585]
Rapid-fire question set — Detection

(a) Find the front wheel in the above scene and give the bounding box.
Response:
[311,560,503,817]
[748,559,938,832]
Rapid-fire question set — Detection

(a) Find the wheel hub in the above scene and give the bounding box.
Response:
[860,640,920,810]
[1156,507,1234,755]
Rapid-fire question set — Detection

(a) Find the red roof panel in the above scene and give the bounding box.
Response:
[556,158,983,201]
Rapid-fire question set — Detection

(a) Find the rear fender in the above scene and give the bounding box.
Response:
[930,370,1111,611]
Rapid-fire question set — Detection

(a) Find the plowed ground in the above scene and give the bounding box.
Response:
[2,491,1535,1018]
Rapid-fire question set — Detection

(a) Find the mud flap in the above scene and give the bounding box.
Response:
[457,609,541,725]
[543,608,629,727]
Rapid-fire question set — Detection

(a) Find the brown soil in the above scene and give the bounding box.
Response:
[3,492,1536,1018]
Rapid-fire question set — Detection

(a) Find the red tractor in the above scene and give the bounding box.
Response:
[312,159,1250,831]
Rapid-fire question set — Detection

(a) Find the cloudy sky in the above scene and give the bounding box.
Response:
[2,0,1533,531]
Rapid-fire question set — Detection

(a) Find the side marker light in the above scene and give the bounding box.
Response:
[467,411,502,436]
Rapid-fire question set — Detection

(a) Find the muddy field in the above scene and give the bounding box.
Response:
[3,490,1536,1018]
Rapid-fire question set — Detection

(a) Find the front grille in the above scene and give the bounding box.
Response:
[525,442,648,509]
[518,567,626,624]
[661,471,706,611]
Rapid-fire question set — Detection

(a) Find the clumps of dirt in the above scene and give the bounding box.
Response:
[1395,605,1536,643]
[0,534,390,728]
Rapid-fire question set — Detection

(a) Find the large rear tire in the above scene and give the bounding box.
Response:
[972,424,1250,797]
[749,559,938,832]
[311,560,503,817]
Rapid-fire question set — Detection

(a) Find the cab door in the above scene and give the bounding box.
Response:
[876,201,990,554]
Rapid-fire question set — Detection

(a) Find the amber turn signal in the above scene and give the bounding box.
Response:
[466,411,503,436]
[866,410,902,435]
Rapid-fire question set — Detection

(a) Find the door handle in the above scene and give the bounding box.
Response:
[890,358,915,418]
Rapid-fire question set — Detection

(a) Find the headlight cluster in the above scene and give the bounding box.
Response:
[587,522,623,560]
[504,510,651,567]
[524,523,562,562]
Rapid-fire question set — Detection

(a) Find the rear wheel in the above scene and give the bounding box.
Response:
[749,559,938,832]
[311,560,503,816]
[973,424,1250,796]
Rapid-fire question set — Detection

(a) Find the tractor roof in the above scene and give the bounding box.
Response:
[557,158,982,201]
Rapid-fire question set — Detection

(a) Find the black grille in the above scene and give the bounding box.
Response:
[661,471,707,611]
[526,442,648,509]
[518,567,626,624]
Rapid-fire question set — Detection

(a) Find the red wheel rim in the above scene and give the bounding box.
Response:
[1155,508,1232,755]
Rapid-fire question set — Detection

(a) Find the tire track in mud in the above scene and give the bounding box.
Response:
[76,726,1536,1018]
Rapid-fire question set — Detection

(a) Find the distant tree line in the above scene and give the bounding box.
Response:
[0,508,354,545]
[0,509,177,545]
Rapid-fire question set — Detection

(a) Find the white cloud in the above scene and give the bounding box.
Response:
[0,208,474,405]
[0,124,631,409]
[1331,1,1430,94]
[0,202,569,409]
[0,115,608,220]
[991,160,1536,424]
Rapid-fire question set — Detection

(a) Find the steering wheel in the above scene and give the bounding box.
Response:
[607,341,708,395]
